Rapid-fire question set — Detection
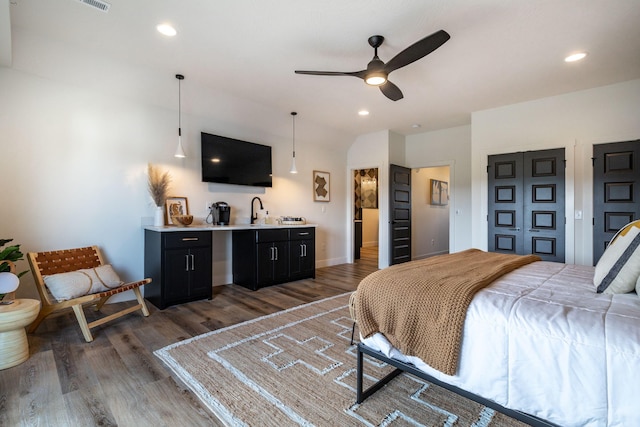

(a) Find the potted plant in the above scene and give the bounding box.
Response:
[0,239,27,302]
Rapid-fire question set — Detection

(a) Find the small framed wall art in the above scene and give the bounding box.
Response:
[430,179,449,206]
[313,170,330,202]
[165,196,189,225]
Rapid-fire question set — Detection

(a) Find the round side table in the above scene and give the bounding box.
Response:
[0,299,40,370]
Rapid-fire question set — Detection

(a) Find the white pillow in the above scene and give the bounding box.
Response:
[44,264,124,301]
[594,226,640,294]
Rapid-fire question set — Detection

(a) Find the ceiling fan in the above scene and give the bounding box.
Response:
[295,30,450,101]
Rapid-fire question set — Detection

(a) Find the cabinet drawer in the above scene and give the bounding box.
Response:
[289,227,315,240]
[163,231,212,249]
[255,229,289,243]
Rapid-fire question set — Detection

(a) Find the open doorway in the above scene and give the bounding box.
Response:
[353,168,379,263]
[411,166,450,259]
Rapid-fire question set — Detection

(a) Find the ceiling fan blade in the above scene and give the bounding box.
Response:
[384,30,450,74]
[380,80,403,101]
[295,70,365,79]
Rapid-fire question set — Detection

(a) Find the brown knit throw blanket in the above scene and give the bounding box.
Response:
[355,249,541,375]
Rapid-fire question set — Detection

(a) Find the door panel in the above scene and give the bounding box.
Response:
[488,149,565,262]
[593,140,640,264]
[389,164,411,265]
[523,149,565,262]
[488,152,524,254]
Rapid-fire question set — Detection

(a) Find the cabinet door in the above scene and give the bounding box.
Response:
[301,240,315,276]
[289,240,314,279]
[272,240,289,283]
[256,242,276,286]
[189,246,212,297]
[163,248,190,301]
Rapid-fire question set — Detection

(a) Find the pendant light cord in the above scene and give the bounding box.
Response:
[291,112,297,158]
[176,74,184,138]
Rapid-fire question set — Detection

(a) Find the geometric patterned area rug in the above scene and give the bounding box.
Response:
[155,293,527,427]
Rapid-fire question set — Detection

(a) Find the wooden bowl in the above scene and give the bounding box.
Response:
[171,214,193,226]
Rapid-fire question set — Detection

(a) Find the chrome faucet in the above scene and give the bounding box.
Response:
[251,197,263,224]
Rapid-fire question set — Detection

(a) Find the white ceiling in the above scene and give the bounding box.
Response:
[4,0,640,140]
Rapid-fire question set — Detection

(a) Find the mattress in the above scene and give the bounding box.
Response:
[360,261,640,427]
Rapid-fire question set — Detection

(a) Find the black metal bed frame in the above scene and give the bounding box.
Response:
[356,342,559,427]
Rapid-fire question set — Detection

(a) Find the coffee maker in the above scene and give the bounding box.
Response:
[210,202,231,225]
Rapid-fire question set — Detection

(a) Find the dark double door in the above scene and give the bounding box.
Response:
[488,148,566,262]
[593,140,640,264]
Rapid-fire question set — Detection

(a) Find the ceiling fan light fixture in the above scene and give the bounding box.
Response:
[365,72,387,86]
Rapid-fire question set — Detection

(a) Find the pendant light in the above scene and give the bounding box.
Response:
[289,112,298,174]
[174,74,186,158]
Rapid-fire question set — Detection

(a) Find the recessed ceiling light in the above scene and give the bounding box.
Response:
[358,110,369,116]
[411,124,421,128]
[157,24,177,37]
[565,52,587,62]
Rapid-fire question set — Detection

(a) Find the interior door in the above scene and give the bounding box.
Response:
[593,140,640,264]
[389,164,411,265]
[488,148,565,262]
[488,152,524,255]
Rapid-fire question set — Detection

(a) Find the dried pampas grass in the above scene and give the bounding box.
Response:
[148,163,171,207]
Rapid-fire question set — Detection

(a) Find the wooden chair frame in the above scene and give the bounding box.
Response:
[27,246,150,342]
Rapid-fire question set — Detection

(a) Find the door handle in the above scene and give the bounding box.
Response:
[528,229,540,232]
[274,246,278,261]
[184,255,189,271]
[270,247,275,261]
[508,227,521,231]
[181,237,199,241]
[190,254,195,270]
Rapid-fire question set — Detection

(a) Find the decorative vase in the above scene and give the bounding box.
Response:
[154,206,164,227]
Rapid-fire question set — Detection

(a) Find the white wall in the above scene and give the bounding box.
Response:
[361,208,379,247]
[405,125,472,253]
[412,166,450,259]
[1,64,351,301]
[471,79,640,265]
[347,130,392,268]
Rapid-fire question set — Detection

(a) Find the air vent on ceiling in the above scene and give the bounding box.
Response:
[78,0,111,13]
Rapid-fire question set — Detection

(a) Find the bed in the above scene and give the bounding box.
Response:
[352,222,640,427]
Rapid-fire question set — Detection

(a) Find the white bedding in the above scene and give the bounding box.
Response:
[361,261,640,427]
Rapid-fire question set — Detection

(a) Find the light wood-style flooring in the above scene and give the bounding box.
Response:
[0,249,378,426]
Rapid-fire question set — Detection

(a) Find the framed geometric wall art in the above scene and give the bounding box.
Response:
[313,170,330,202]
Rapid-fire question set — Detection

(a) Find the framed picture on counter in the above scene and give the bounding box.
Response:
[165,196,189,225]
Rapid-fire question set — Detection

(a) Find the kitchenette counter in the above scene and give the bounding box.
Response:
[144,223,316,232]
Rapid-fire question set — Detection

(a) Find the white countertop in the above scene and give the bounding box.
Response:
[144,223,316,232]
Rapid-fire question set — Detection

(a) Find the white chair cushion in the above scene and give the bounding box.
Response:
[43,264,124,301]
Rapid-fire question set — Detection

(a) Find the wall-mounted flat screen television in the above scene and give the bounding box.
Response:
[201,132,272,187]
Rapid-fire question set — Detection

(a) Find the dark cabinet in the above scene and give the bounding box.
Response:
[257,239,289,287]
[144,230,212,309]
[233,227,315,290]
[289,227,315,280]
